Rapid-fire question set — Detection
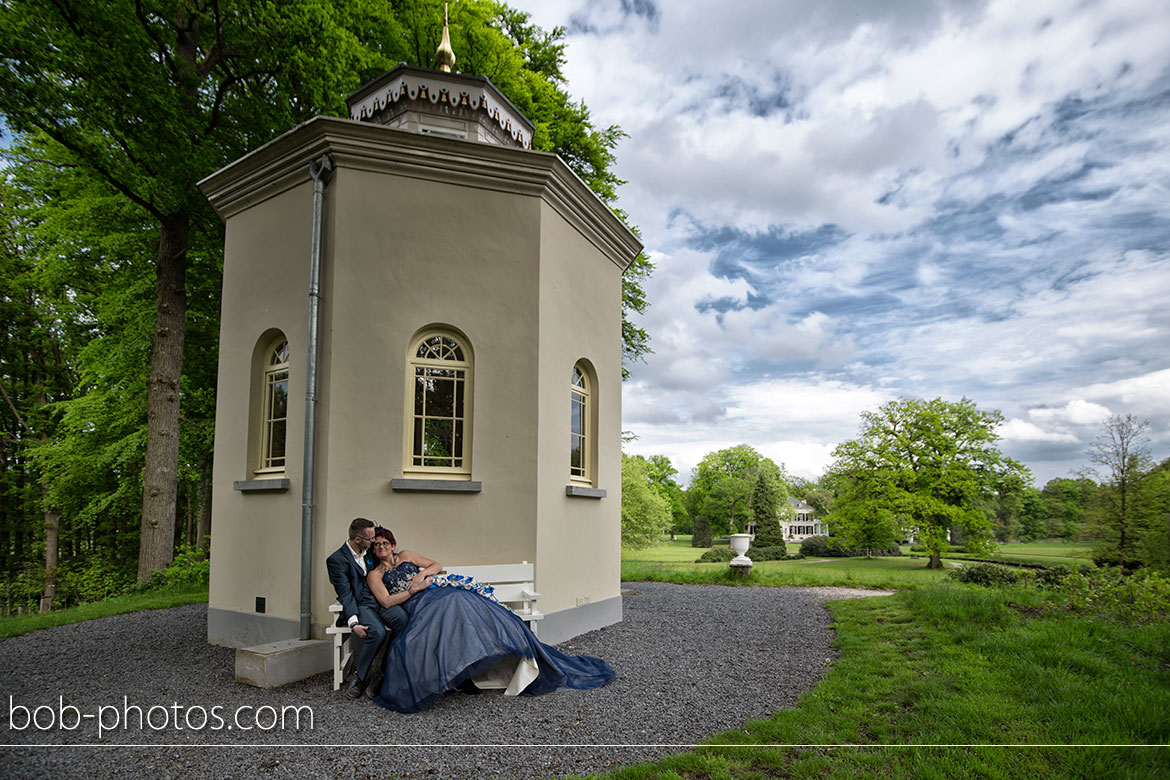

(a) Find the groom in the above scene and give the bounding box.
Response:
[326,517,408,700]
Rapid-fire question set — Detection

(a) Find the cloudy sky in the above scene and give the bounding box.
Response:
[512,0,1170,486]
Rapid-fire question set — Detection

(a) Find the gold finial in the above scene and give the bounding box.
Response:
[435,3,456,73]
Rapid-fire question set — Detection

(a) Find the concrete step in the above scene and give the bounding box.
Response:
[235,638,332,689]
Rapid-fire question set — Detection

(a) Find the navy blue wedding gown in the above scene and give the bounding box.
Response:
[371,560,615,713]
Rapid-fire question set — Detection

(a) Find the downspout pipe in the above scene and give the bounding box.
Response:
[301,154,334,640]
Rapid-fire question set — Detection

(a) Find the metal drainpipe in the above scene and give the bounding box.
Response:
[301,153,334,640]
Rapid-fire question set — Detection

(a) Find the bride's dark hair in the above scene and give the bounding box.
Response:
[374,526,396,546]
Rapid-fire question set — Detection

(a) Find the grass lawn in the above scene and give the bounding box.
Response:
[0,585,209,639]
[622,555,954,590]
[566,582,1170,780]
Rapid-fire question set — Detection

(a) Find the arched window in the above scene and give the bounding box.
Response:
[407,332,472,474]
[570,363,591,482]
[259,338,290,473]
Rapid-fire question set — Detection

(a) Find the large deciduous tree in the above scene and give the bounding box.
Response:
[620,453,671,548]
[687,444,787,536]
[828,398,1029,568]
[1084,414,1153,570]
[0,0,396,580]
[1,0,647,585]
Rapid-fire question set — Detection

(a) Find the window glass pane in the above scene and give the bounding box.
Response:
[425,373,456,417]
[423,418,454,466]
[270,420,286,464]
[414,370,427,416]
[571,393,584,436]
[570,435,583,471]
[453,419,464,458]
[270,376,288,420]
[413,418,424,466]
[271,340,290,365]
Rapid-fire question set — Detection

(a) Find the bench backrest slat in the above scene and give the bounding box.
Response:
[444,562,534,583]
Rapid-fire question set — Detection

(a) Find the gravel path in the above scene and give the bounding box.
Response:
[0,583,892,779]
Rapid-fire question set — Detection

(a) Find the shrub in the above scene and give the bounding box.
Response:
[125,543,210,594]
[949,562,1024,587]
[691,515,713,548]
[58,557,136,606]
[747,545,803,561]
[1051,567,1170,625]
[799,535,900,558]
[1033,564,1073,590]
[800,535,832,557]
[911,543,968,554]
[696,547,736,563]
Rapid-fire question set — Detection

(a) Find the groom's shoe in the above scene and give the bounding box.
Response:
[343,674,367,700]
[456,678,482,696]
[363,670,384,700]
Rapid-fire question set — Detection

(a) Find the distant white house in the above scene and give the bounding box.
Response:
[781,497,825,541]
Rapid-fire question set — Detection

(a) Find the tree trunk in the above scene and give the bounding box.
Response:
[137,212,189,581]
[39,503,59,613]
[37,382,59,612]
[927,554,942,569]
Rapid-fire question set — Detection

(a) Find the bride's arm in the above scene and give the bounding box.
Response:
[399,550,441,588]
[367,567,414,608]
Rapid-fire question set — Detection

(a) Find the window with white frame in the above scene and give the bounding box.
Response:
[258,338,290,473]
[407,332,471,474]
[570,363,591,482]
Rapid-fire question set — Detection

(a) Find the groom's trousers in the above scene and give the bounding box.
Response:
[354,603,408,681]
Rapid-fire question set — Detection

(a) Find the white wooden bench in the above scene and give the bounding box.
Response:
[326,561,542,690]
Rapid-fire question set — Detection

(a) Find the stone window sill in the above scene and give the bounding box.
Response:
[566,485,606,499]
[391,479,482,493]
[234,478,291,493]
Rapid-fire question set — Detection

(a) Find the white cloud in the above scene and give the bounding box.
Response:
[515,0,1170,485]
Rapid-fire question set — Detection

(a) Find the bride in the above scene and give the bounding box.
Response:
[364,527,615,713]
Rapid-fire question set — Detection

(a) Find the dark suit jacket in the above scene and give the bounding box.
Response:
[326,542,374,625]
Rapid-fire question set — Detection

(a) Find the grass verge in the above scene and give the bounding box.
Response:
[0,585,209,639]
[623,555,953,590]
[571,582,1170,780]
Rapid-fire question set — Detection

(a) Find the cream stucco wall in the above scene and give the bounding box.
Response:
[201,116,639,648]
[208,181,314,644]
[535,200,623,617]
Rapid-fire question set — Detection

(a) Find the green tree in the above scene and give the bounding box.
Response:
[1,0,647,582]
[831,501,898,557]
[631,454,689,536]
[620,452,671,549]
[1017,487,1046,542]
[0,0,403,579]
[1085,415,1154,569]
[1137,459,1170,573]
[749,459,789,546]
[690,514,713,548]
[1038,477,1095,538]
[828,398,1030,569]
[688,444,785,535]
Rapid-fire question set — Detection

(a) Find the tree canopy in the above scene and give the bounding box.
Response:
[0,0,650,606]
[828,398,1030,568]
[620,453,672,549]
[687,444,788,536]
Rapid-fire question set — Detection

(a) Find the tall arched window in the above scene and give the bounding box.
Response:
[259,338,290,473]
[570,363,590,482]
[407,332,472,474]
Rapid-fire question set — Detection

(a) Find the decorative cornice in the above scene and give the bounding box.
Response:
[197,116,641,270]
[346,65,533,150]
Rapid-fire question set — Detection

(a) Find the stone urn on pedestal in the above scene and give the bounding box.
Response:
[728,533,753,578]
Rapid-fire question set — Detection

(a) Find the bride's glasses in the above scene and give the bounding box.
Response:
[371,541,392,548]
